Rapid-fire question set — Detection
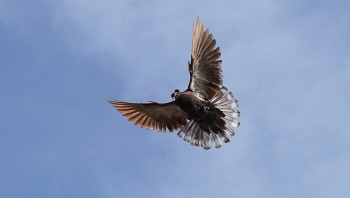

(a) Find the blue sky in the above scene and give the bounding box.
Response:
[1,0,350,197]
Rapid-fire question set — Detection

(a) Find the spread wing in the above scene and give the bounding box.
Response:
[187,18,223,100]
[108,99,188,132]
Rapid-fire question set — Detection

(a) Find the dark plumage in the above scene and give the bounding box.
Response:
[108,18,240,149]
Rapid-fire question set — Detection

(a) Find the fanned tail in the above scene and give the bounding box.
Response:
[177,86,240,150]
[177,120,213,150]
[211,86,241,130]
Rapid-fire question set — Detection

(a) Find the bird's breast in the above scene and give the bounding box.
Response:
[175,93,204,117]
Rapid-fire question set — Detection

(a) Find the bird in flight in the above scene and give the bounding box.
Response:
[108,18,240,150]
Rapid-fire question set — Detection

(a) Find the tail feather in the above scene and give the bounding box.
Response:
[222,109,240,117]
[190,122,201,146]
[177,120,195,139]
[202,131,211,149]
[178,86,240,150]
[178,120,217,149]
[224,123,236,136]
[222,116,241,128]
[218,132,230,143]
[216,99,239,108]
[209,133,222,148]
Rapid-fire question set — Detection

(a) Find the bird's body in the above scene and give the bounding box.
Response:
[174,91,205,118]
[108,18,240,149]
[174,91,223,130]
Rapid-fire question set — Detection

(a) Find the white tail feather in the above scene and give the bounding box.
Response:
[224,123,235,136]
[210,132,222,148]
[222,109,240,117]
[222,116,241,128]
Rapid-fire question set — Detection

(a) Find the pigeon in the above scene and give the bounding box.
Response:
[108,18,240,150]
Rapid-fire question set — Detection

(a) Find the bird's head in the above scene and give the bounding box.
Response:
[171,89,180,100]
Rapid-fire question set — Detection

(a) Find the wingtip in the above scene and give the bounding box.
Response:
[107,97,119,105]
[196,16,201,23]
